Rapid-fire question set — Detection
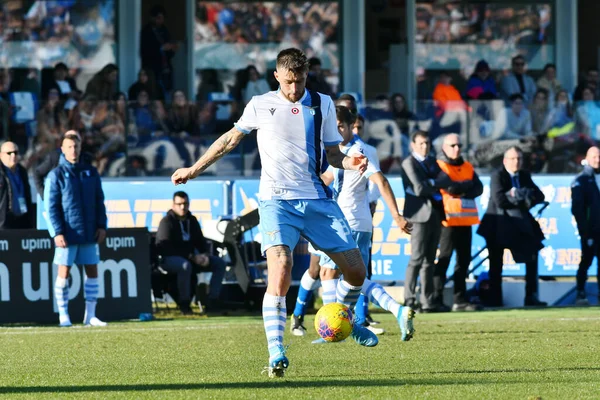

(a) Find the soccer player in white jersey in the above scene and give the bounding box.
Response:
[292,106,416,342]
[171,48,412,378]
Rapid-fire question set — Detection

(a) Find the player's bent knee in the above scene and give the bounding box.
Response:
[266,245,293,269]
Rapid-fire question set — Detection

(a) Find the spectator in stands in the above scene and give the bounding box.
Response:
[128,68,161,102]
[529,88,552,136]
[575,87,600,139]
[0,141,33,229]
[34,130,92,198]
[547,90,574,129]
[504,94,533,139]
[500,55,537,105]
[46,132,108,327]
[536,63,561,103]
[305,57,333,96]
[573,67,600,103]
[130,90,160,145]
[571,146,600,305]
[400,131,451,312]
[42,62,79,107]
[85,64,118,101]
[465,59,498,100]
[434,134,483,312]
[193,102,217,137]
[477,146,547,307]
[196,69,223,102]
[391,93,415,136]
[432,71,466,116]
[155,191,227,314]
[242,65,271,105]
[35,88,68,161]
[167,90,196,136]
[140,5,178,100]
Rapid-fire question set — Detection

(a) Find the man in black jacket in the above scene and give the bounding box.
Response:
[477,146,546,307]
[155,191,226,314]
[0,141,34,229]
[571,146,600,305]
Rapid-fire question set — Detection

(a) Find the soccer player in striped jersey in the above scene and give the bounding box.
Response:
[172,48,386,378]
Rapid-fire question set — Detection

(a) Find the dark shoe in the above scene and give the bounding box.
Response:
[436,303,451,313]
[524,297,547,307]
[452,302,483,312]
[575,291,589,306]
[365,313,380,325]
[179,304,194,315]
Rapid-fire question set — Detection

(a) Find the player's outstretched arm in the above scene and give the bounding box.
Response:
[172,127,245,185]
[369,172,412,234]
[324,144,368,174]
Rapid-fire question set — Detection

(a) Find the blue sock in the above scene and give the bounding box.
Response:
[293,270,318,317]
[354,294,368,325]
[263,293,286,362]
[336,279,362,310]
[362,278,400,318]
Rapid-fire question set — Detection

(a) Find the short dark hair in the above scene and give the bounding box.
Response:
[411,130,429,143]
[173,191,188,200]
[54,62,68,72]
[543,63,556,72]
[509,93,524,103]
[150,5,166,17]
[308,57,322,68]
[337,93,356,103]
[504,146,523,157]
[61,132,80,145]
[336,106,356,126]
[512,55,525,64]
[276,48,309,74]
[356,114,365,123]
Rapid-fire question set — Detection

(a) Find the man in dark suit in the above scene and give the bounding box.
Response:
[571,146,600,305]
[400,131,451,312]
[477,146,547,307]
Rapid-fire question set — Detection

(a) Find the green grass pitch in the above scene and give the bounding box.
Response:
[1,307,599,399]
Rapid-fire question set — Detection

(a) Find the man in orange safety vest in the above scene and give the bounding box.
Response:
[433,134,484,311]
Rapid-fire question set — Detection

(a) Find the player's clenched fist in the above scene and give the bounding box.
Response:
[171,167,194,185]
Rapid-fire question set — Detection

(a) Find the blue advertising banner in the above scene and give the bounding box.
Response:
[37,179,229,232]
[232,176,594,281]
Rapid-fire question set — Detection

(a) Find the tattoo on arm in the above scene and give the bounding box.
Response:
[191,127,244,175]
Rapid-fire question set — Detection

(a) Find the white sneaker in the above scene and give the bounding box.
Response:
[366,325,385,335]
[59,316,72,327]
[84,317,107,327]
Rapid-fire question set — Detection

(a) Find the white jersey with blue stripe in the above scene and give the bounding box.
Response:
[354,134,382,203]
[330,138,380,232]
[235,90,341,200]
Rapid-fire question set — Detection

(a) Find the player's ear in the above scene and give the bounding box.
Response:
[273,70,279,82]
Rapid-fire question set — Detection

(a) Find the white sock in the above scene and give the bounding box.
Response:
[300,270,319,291]
[321,278,338,305]
[363,278,401,318]
[54,276,69,322]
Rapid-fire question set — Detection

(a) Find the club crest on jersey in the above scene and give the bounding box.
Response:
[291,107,299,114]
[305,105,318,115]
[269,108,276,115]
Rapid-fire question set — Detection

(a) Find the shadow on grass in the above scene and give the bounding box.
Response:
[2,367,600,394]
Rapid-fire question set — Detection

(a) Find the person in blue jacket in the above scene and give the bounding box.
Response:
[571,146,600,305]
[45,131,108,327]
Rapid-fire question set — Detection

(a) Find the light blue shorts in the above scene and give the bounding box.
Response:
[259,199,357,255]
[54,243,100,266]
[309,230,372,270]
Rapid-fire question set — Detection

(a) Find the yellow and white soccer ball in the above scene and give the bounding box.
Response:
[314,302,354,342]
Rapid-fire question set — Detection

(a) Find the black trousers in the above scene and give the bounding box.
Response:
[487,244,539,306]
[577,238,600,291]
[434,225,472,305]
[404,210,442,309]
